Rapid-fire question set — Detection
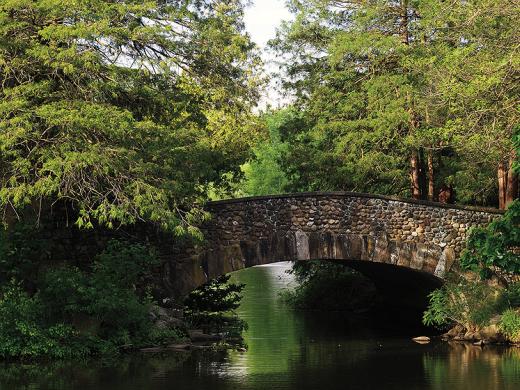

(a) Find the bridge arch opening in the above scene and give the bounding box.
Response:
[184,259,443,334]
[335,260,443,311]
[181,257,442,315]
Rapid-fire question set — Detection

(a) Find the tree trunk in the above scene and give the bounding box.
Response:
[411,151,421,200]
[400,0,409,45]
[505,155,518,208]
[401,1,421,201]
[498,161,507,210]
[401,2,422,201]
[427,151,434,201]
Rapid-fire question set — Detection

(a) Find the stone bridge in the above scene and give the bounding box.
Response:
[168,192,502,301]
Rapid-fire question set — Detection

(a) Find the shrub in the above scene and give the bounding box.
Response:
[423,276,507,329]
[184,275,245,314]
[0,282,88,360]
[461,200,520,282]
[424,277,520,341]
[499,309,520,343]
[0,224,51,287]
[0,240,182,360]
[184,275,247,336]
[503,283,520,308]
[280,261,377,311]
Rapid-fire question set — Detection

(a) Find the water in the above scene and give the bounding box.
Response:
[1,263,519,390]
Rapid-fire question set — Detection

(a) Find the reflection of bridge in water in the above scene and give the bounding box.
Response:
[169,192,501,304]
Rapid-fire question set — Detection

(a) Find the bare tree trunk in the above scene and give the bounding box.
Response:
[505,155,518,208]
[498,161,507,210]
[400,0,409,45]
[427,151,434,201]
[411,151,421,200]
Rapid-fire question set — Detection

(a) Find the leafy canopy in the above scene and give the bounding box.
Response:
[269,0,519,204]
[0,0,261,233]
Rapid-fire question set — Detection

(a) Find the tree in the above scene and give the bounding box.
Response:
[240,108,299,196]
[271,0,519,207]
[272,0,437,198]
[423,0,519,209]
[461,128,520,281]
[0,0,261,234]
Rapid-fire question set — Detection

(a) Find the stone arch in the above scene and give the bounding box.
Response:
[169,192,501,297]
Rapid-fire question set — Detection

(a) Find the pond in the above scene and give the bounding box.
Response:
[1,263,519,390]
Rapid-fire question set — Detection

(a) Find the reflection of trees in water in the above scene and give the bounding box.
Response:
[0,354,191,390]
[287,338,434,389]
[227,264,304,376]
[424,343,520,390]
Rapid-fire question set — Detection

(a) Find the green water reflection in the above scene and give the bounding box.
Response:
[227,263,303,376]
[1,263,519,390]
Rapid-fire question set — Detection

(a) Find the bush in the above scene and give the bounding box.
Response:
[184,275,247,336]
[461,200,520,282]
[147,327,186,347]
[38,241,159,345]
[0,240,183,360]
[0,224,51,287]
[0,282,89,360]
[423,277,520,345]
[499,309,520,343]
[280,261,377,311]
[423,276,508,329]
[184,275,244,314]
[502,283,520,308]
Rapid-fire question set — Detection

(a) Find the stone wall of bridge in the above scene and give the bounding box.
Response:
[167,192,502,296]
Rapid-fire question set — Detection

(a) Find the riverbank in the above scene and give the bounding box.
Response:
[439,319,520,346]
[141,304,246,354]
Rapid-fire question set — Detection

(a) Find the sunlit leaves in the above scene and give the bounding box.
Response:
[461,200,520,280]
[0,0,260,234]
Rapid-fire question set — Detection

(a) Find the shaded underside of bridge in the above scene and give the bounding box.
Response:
[166,192,501,303]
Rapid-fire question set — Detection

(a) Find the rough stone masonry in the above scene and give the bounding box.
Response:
[167,192,502,296]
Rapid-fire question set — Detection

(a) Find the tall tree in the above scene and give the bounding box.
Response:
[0,0,261,233]
[271,0,518,207]
[271,0,438,197]
[424,0,520,208]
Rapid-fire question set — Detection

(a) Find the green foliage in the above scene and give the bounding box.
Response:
[514,127,520,174]
[39,241,160,346]
[147,327,186,347]
[423,276,512,329]
[499,309,520,343]
[0,240,182,360]
[269,0,519,205]
[184,275,247,336]
[461,200,520,280]
[240,109,297,196]
[184,275,245,314]
[422,289,450,328]
[0,223,51,285]
[0,281,89,360]
[503,283,520,308]
[281,262,377,311]
[423,278,508,329]
[0,0,261,234]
